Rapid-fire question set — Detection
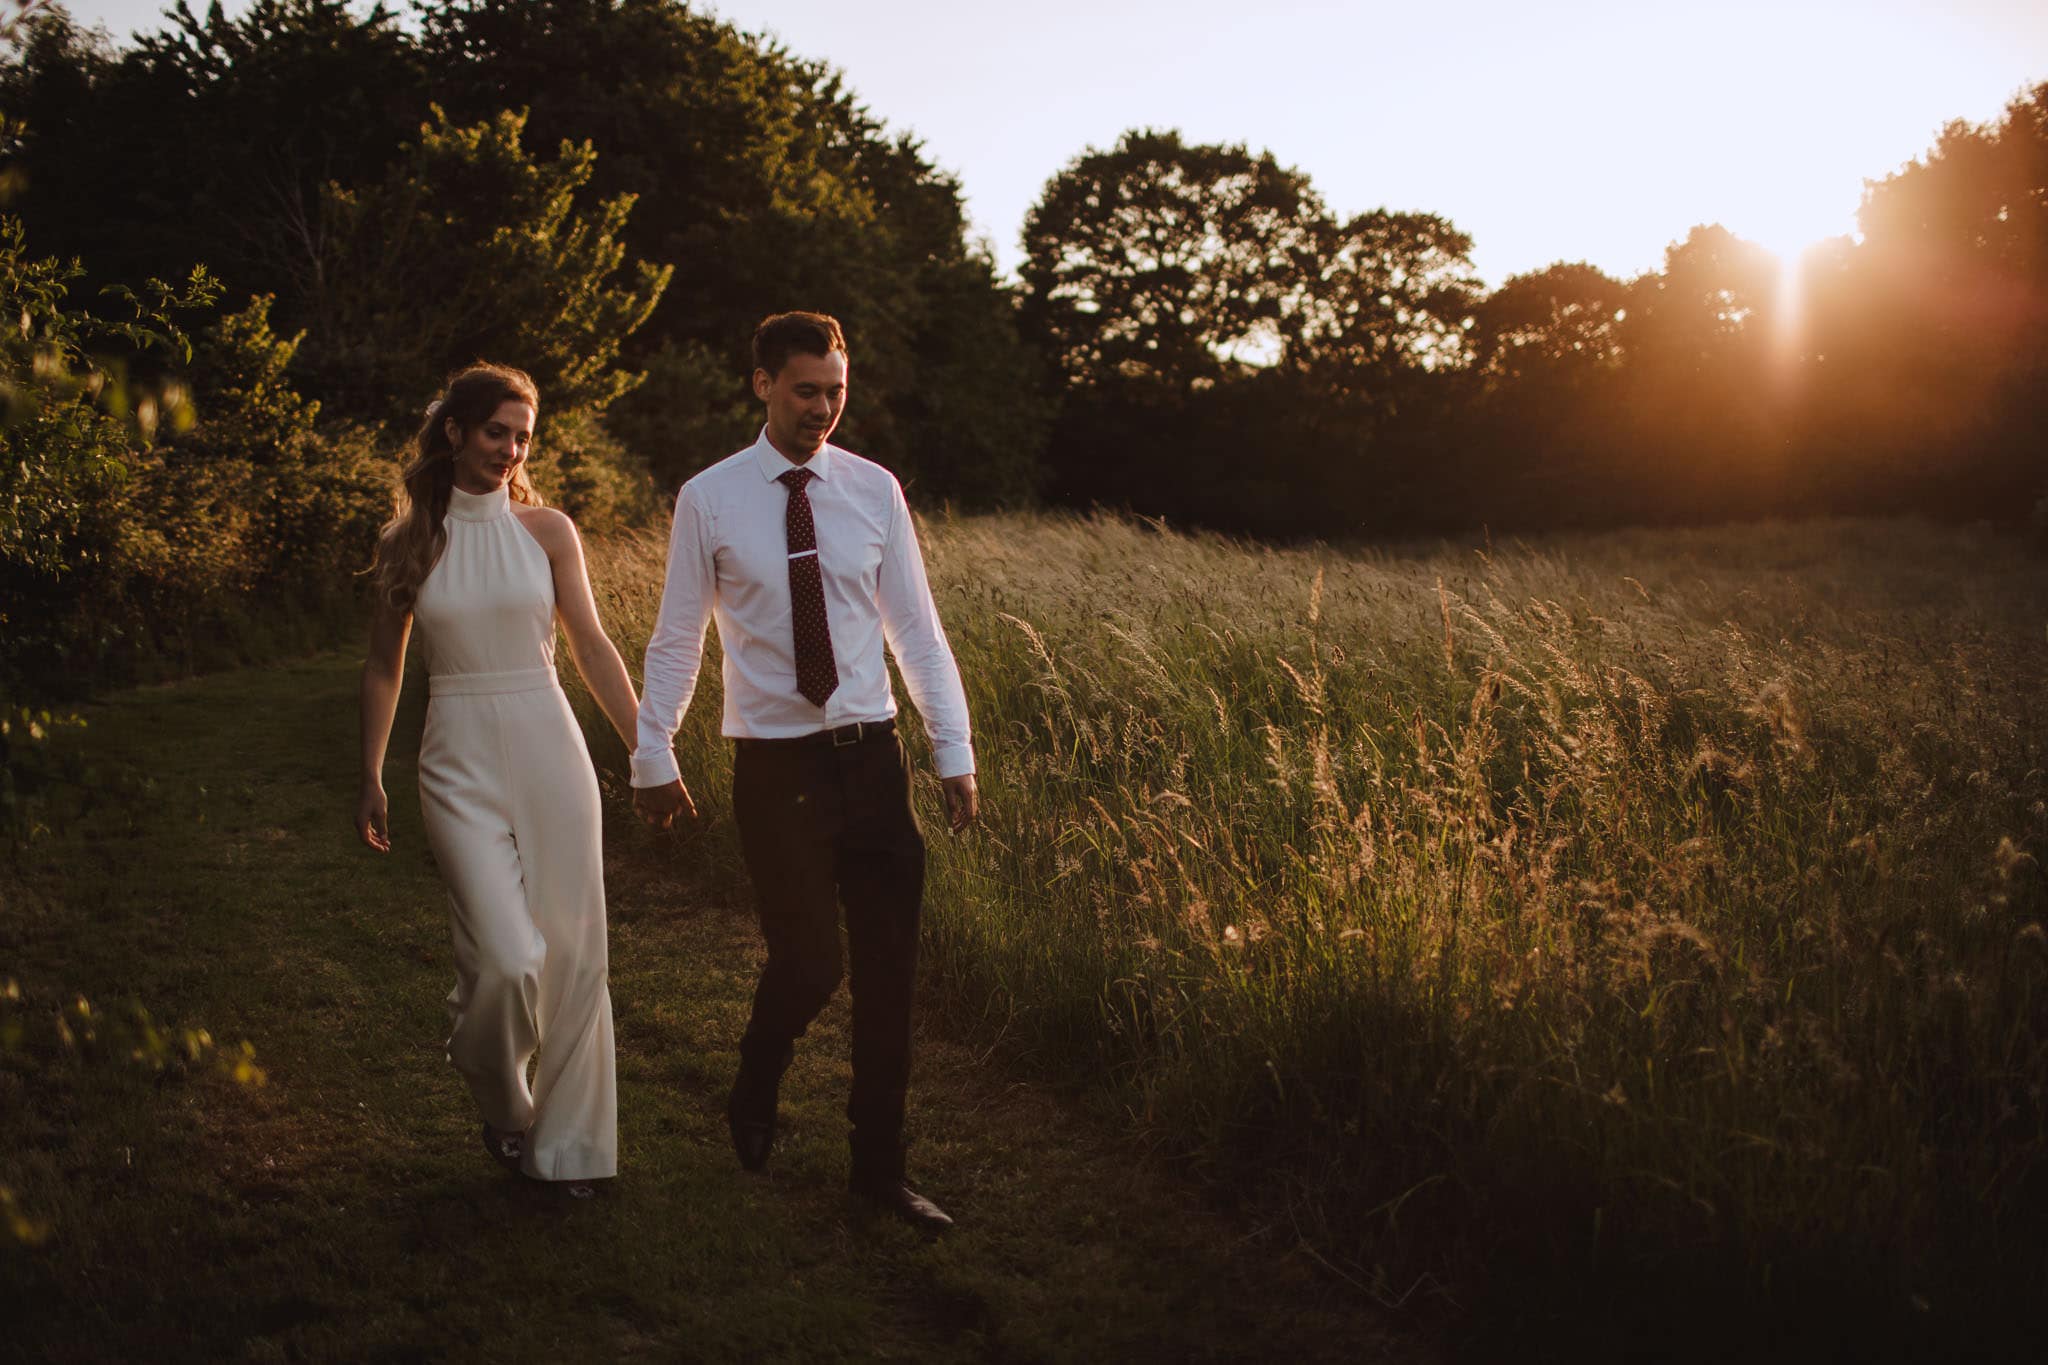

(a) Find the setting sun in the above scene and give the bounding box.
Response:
[1721,175,1859,269]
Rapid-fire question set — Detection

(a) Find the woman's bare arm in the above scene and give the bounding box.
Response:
[357,601,412,853]
[522,508,640,750]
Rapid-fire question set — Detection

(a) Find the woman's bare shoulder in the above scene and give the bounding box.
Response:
[512,503,579,552]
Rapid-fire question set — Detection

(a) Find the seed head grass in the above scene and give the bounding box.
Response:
[581,511,2048,1343]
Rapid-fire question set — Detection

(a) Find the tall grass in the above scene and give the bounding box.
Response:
[583,512,2048,1345]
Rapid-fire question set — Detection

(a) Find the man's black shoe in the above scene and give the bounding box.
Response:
[726,1079,777,1173]
[726,1040,792,1173]
[728,1111,775,1172]
[850,1175,955,1234]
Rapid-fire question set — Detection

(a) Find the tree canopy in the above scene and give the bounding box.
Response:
[2,0,1046,504]
[1021,129,1328,389]
[299,106,671,421]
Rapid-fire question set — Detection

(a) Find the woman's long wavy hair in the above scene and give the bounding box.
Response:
[369,363,544,611]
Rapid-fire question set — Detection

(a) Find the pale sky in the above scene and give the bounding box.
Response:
[50,0,2048,286]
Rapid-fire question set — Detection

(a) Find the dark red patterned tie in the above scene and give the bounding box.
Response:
[778,468,838,707]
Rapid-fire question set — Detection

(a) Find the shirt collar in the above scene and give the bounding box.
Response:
[751,428,834,483]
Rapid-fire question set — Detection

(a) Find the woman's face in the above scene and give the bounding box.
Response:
[446,399,536,495]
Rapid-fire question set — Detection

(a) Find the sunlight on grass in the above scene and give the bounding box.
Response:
[583,511,2048,1319]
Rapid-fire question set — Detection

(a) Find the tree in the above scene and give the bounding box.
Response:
[5,0,1045,504]
[875,250,1050,507]
[1019,129,1327,390]
[1292,207,1481,510]
[295,107,670,422]
[1017,128,1497,534]
[1859,81,2048,324]
[417,0,1046,503]
[1301,210,1481,387]
[1835,82,2048,517]
[1621,224,1779,375]
[1,2,425,308]
[1471,261,1628,388]
[1448,263,1633,529]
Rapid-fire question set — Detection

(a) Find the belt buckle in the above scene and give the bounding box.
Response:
[831,722,861,748]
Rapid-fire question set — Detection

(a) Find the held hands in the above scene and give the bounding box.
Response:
[941,773,979,835]
[356,783,391,853]
[633,778,699,831]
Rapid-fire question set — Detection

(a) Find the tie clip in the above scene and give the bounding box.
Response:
[787,549,818,560]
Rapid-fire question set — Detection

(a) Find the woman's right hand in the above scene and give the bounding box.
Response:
[357,782,391,853]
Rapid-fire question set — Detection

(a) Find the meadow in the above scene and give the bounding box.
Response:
[585,511,2048,1353]
[6,510,2044,1360]
[1,657,1398,1364]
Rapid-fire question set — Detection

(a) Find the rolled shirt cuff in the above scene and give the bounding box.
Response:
[630,749,682,788]
[931,744,975,780]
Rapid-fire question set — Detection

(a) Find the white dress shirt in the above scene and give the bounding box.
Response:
[631,431,975,786]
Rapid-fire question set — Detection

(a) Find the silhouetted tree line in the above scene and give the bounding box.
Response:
[1021,110,2048,539]
[1,0,2042,698]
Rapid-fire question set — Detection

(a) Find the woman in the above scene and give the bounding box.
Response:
[356,363,638,1197]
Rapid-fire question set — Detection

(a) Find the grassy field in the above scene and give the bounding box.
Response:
[7,510,2047,1360]
[0,656,1408,1363]
[583,511,2048,1357]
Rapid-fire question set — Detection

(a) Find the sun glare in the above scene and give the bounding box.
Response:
[1770,249,1807,368]
[1725,176,1857,271]
[1715,163,1862,367]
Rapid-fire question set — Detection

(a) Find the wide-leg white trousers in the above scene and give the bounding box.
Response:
[418,666,617,1181]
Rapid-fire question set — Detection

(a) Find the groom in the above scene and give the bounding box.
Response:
[630,311,978,1232]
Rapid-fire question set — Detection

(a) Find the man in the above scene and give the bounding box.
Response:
[631,311,977,1233]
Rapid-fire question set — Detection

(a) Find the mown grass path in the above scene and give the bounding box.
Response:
[1,654,1418,1364]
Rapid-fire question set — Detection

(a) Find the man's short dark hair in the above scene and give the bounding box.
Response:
[752,312,847,379]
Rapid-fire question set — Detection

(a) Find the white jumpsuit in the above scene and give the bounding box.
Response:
[411,482,618,1181]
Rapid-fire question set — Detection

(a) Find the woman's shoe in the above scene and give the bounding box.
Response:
[481,1122,525,1175]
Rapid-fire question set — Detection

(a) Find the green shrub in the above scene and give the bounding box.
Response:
[601,336,757,492]
[296,106,668,425]
[528,408,662,535]
[0,211,214,694]
[1,270,395,694]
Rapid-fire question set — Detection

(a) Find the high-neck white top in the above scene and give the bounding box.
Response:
[412,484,558,681]
[630,432,974,784]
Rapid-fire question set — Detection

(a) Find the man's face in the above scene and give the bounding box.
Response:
[754,349,848,460]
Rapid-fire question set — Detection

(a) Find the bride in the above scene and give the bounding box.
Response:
[355,363,639,1196]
